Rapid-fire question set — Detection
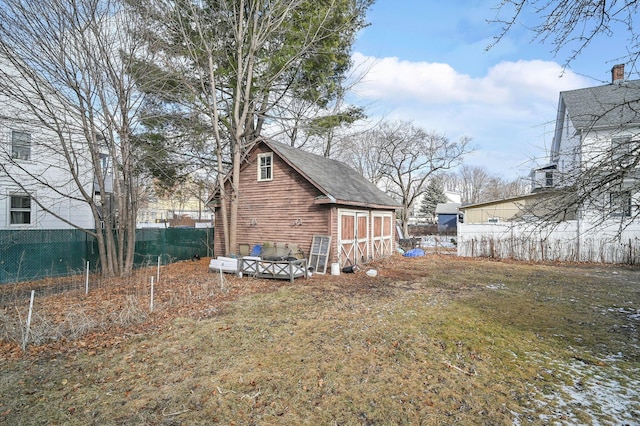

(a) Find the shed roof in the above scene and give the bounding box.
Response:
[459,193,546,210]
[435,203,461,215]
[264,140,401,209]
[561,79,640,131]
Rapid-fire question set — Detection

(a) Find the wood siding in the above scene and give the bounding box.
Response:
[214,144,397,267]
[214,145,330,257]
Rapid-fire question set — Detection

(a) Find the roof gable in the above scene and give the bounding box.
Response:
[262,140,401,209]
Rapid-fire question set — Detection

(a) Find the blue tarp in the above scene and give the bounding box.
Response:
[403,248,425,257]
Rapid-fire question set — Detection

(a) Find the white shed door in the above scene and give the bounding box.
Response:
[372,212,394,258]
[338,210,369,267]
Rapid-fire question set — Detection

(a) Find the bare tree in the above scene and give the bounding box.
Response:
[0,0,149,277]
[449,165,529,204]
[352,120,470,236]
[458,165,492,204]
[489,1,640,71]
[341,126,390,186]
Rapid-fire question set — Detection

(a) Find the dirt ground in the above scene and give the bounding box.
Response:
[0,254,638,425]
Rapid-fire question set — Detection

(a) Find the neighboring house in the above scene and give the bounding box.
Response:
[409,190,461,225]
[0,55,95,230]
[532,63,640,196]
[137,179,213,228]
[435,202,461,232]
[211,140,401,269]
[458,65,640,263]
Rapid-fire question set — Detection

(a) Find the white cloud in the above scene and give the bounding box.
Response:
[350,52,591,178]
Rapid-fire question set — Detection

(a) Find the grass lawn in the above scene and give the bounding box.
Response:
[0,255,638,425]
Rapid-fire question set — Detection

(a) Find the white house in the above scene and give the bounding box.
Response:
[0,54,96,230]
[458,65,640,263]
[408,190,461,225]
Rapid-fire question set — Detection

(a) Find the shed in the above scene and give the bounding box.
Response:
[211,140,401,271]
[435,203,461,232]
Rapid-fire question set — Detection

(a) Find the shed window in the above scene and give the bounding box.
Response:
[12,131,31,161]
[257,153,273,181]
[10,195,32,224]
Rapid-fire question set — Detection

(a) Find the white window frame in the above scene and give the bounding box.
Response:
[11,130,31,161]
[257,152,273,182]
[611,136,636,168]
[609,191,632,217]
[9,194,33,225]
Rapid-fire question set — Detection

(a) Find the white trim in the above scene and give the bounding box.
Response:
[372,211,394,257]
[7,191,35,227]
[337,209,370,266]
[257,152,273,182]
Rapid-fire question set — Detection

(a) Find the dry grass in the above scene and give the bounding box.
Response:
[0,255,638,425]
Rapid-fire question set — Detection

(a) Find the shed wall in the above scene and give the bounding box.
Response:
[214,145,330,257]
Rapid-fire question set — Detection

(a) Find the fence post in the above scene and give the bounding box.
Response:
[150,276,155,313]
[22,290,35,351]
[85,261,90,295]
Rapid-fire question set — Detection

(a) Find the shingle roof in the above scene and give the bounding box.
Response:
[264,140,401,209]
[435,203,461,215]
[561,80,640,131]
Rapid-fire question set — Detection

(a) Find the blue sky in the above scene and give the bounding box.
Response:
[350,0,633,180]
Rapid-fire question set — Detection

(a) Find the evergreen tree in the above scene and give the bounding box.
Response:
[419,178,448,220]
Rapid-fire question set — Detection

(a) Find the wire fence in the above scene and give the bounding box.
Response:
[0,257,243,350]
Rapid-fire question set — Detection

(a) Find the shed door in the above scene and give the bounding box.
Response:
[339,210,369,267]
[372,212,394,258]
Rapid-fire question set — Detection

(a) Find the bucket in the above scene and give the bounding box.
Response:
[330,263,340,275]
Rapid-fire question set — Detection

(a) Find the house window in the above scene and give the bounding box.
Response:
[10,195,32,224]
[545,171,553,187]
[257,152,273,181]
[610,191,632,217]
[611,136,636,168]
[12,131,31,161]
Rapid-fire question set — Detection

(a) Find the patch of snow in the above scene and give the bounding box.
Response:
[518,353,640,425]
[486,283,506,290]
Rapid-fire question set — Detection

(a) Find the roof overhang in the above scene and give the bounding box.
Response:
[314,196,401,210]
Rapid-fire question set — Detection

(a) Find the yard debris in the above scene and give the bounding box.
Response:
[161,405,189,417]
[443,361,477,376]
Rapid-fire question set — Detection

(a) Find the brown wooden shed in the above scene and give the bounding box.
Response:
[211,140,401,271]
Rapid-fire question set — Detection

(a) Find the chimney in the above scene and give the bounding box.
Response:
[611,64,625,84]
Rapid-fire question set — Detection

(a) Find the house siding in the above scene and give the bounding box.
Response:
[0,120,94,230]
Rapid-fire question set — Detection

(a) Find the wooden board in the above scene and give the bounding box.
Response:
[308,235,331,274]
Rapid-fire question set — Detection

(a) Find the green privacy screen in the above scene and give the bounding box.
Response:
[0,228,213,284]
